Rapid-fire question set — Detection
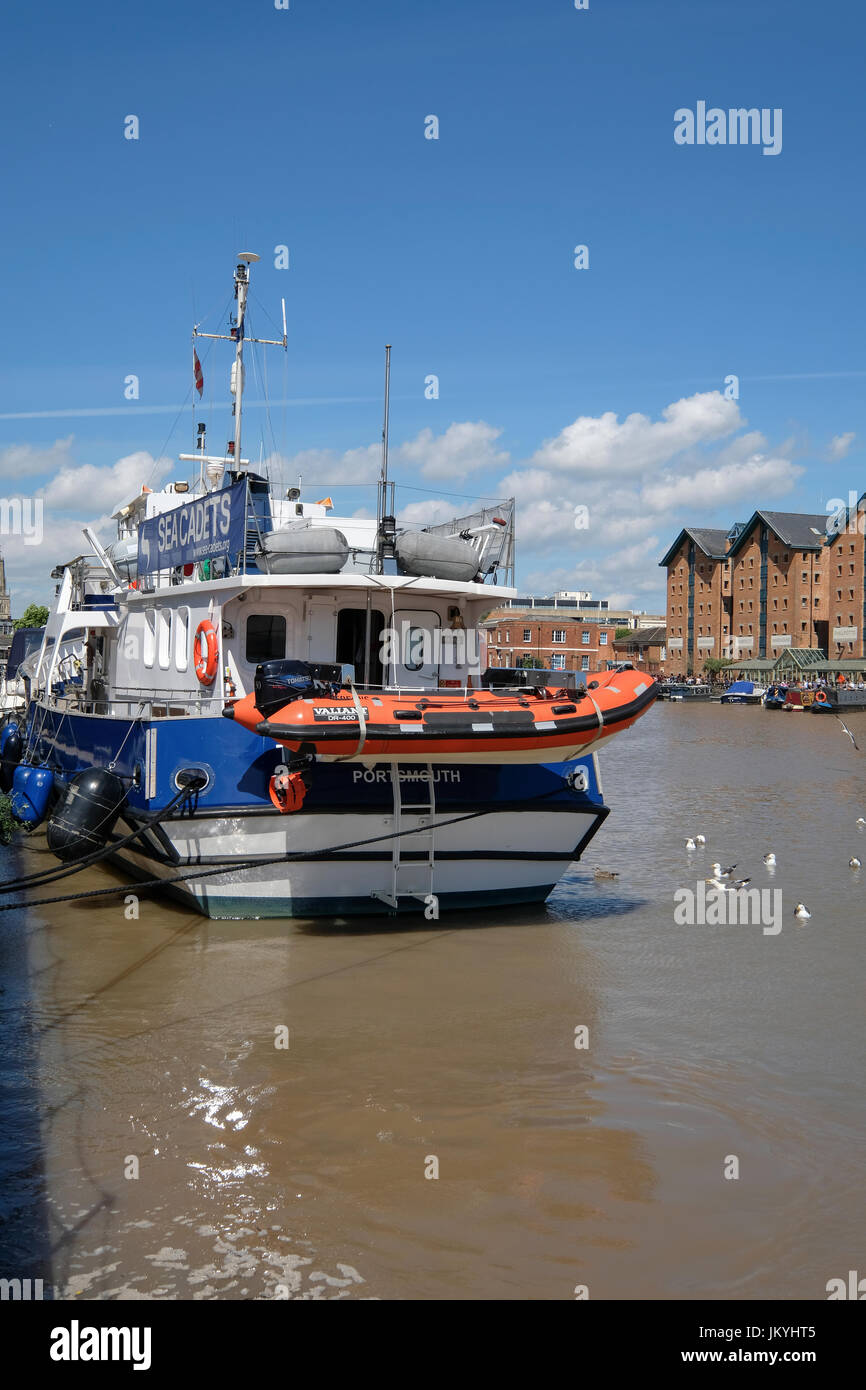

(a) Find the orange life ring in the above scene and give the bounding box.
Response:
[815,690,829,705]
[194,620,219,685]
[269,767,308,813]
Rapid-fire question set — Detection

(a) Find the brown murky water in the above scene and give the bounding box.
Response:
[4,701,866,1300]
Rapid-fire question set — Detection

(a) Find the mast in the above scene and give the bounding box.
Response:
[376,345,395,574]
[189,252,286,487]
[231,252,258,470]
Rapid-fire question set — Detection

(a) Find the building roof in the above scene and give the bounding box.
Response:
[726,510,829,557]
[773,647,826,668]
[613,625,667,648]
[659,527,730,568]
[813,659,866,671]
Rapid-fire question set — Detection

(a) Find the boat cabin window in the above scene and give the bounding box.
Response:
[157,610,171,670]
[246,614,286,664]
[143,609,156,668]
[175,607,189,672]
[336,608,384,685]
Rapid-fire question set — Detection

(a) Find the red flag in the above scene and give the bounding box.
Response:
[193,349,204,397]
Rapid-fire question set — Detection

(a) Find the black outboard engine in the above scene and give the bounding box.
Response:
[46,768,128,863]
[254,659,343,718]
[0,717,22,794]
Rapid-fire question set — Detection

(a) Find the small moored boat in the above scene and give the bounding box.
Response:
[720,679,767,705]
[226,662,657,764]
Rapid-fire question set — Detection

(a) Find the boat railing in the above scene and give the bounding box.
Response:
[41,685,218,719]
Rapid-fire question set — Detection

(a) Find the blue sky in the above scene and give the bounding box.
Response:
[1,0,863,610]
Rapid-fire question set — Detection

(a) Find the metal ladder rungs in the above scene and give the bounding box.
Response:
[371,761,437,910]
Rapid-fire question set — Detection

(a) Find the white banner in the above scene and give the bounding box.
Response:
[833,626,858,642]
[734,637,754,651]
[771,634,792,647]
[697,636,714,649]
[667,638,683,649]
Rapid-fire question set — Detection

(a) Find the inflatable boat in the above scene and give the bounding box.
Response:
[225,660,657,764]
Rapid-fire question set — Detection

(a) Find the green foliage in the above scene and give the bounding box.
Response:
[13,604,49,631]
[0,793,17,846]
[517,655,544,668]
[703,656,734,674]
[614,627,630,640]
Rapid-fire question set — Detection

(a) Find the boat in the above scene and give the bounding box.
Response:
[720,679,767,705]
[0,626,42,716]
[227,661,656,764]
[782,688,814,711]
[763,683,788,710]
[6,255,657,920]
[659,681,711,701]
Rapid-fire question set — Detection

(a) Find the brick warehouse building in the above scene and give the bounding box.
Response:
[726,510,829,663]
[481,605,620,675]
[824,491,866,660]
[661,508,865,677]
[660,527,731,676]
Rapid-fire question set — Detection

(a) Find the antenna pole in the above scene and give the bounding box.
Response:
[382,344,391,484]
[376,345,395,575]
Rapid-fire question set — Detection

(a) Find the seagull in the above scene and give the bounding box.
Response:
[762,852,776,866]
[732,878,751,890]
[850,858,862,869]
[835,716,860,750]
[704,876,727,890]
[685,837,697,850]
[695,834,706,845]
[711,862,737,878]
[857,818,866,828]
[794,903,811,919]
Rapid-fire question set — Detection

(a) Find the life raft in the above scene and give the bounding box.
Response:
[224,664,657,764]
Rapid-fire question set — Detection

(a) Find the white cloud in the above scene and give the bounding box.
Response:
[0,436,76,480]
[396,422,509,479]
[530,392,741,477]
[398,497,472,528]
[39,451,171,514]
[641,454,801,513]
[827,431,856,461]
[272,444,382,487]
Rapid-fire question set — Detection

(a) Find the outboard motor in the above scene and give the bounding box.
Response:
[254,660,343,719]
[46,768,127,862]
[0,718,23,794]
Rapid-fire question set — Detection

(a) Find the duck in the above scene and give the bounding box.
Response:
[593,868,619,879]
[794,903,811,920]
[762,852,776,866]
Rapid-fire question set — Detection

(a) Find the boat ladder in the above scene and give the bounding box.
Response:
[372,762,437,911]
